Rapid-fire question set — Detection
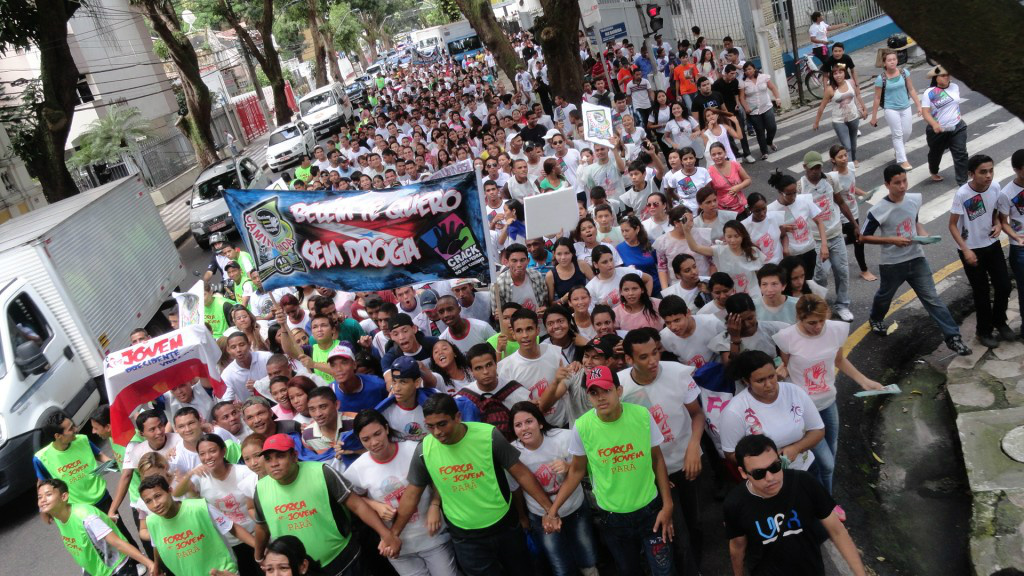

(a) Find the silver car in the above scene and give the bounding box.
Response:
[187,156,270,249]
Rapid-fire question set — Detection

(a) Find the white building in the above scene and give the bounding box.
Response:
[0,124,46,222]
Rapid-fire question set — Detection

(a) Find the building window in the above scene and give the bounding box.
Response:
[76,74,95,104]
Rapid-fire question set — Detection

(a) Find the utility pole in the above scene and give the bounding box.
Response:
[784,0,805,104]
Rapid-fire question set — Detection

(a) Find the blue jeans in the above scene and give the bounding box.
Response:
[813,233,851,310]
[870,256,960,339]
[810,402,839,494]
[528,503,599,576]
[594,497,675,576]
[1009,245,1024,326]
[832,118,860,162]
[450,516,532,576]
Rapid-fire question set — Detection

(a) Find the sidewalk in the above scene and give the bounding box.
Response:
[159,130,272,247]
[931,292,1024,574]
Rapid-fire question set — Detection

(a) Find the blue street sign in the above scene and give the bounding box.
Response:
[599,22,628,43]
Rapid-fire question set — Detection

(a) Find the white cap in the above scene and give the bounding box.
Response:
[542,128,563,140]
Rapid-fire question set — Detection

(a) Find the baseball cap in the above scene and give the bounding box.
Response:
[585,365,618,391]
[390,356,421,379]
[542,128,562,141]
[802,151,824,168]
[388,313,415,331]
[451,278,476,288]
[523,141,539,152]
[261,433,295,455]
[419,288,440,311]
[327,344,355,362]
[584,334,621,357]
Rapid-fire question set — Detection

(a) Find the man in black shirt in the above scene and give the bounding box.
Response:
[712,64,754,163]
[819,42,860,92]
[690,76,725,130]
[724,435,868,576]
[519,109,549,147]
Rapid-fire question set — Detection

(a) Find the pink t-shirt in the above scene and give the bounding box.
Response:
[614,298,664,331]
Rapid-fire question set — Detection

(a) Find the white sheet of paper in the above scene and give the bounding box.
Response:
[581,101,615,148]
[525,187,580,239]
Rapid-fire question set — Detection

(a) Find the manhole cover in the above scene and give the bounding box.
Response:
[1002,426,1024,463]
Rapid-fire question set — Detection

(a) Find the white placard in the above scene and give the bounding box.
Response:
[525,187,580,239]
[581,101,615,148]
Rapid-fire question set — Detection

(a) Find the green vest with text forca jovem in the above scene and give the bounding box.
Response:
[422,421,510,530]
[204,294,236,339]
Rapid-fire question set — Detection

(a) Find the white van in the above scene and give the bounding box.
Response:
[297,83,349,139]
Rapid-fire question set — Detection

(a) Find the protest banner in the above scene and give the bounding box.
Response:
[103,325,226,446]
[172,280,204,328]
[222,171,491,292]
[581,101,615,148]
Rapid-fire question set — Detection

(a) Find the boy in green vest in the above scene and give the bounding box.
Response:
[543,365,677,576]
[203,282,238,339]
[38,478,154,576]
[34,411,112,508]
[392,394,554,576]
[252,433,401,575]
[140,475,255,576]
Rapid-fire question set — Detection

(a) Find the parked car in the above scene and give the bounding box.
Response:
[188,156,271,249]
[345,81,366,106]
[266,121,315,172]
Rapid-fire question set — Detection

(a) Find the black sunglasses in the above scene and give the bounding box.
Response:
[747,459,783,480]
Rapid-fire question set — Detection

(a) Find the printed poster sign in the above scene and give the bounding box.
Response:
[172,280,204,328]
[581,101,615,148]
[223,171,491,292]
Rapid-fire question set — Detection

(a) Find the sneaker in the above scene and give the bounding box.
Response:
[996,324,1016,341]
[947,335,973,356]
[834,504,847,522]
[744,155,757,164]
[747,127,756,137]
[976,332,1000,349]
[870,319,888,335]
[836,308,854,322]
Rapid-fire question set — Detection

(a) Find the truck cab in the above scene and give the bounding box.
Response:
[0,279,99,503]
[298,83,348,139]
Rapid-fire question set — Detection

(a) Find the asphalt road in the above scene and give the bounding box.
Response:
[1,65,1020,575]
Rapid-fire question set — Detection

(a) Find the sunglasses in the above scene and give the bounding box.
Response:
[551,140,564,144]
[647,201,662,207]
[746,459,783,480]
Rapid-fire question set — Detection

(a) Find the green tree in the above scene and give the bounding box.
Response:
[67,106,153,184]
[327,2,368,66]
[0,0,82,202]
[448,0,521,80]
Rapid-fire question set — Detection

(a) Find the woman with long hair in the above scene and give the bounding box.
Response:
[285,375,316,425]
[539,158,570,192]
[684,217,765,297]
[614,273,663,330]
[702,109,741,162]
[344,410,457,576]
[869,49,923,170]
[542,305,586,364]
[743,192,787,264]
[585,245,652,306]
[812,63,868,164]
[697,48,718,82]
[617,214,661,296]
[230,305,269,351]
[647,90,673,159]
[779,255,828,298]
[665,103,703,165]
[655,204,713,287]
[510,402,598,576]
[693,182,739,242]
[706,141,752,215]
[430,340,474,394]
[767,169,828,283]
[547,237,595,305]
[568,286,597,340]
[738,62,782,160]
[641,191,672,241]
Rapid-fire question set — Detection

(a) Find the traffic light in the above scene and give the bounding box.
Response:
[646,4,663,33]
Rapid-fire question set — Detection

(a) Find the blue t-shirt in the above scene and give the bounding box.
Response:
[874,69,911,110]
[333,374,388,413]
[617,241,662,296]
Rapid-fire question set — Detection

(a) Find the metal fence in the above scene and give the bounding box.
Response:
[138,132,197,188]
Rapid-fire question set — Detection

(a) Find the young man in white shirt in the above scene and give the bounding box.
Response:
[437,295,497,354]
[754,263,799,324]
[658,295,723,369]
[498,309,570,427]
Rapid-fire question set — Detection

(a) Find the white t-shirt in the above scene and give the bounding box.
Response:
[554,149,582,188]
[696,301,727,320]
[76,512,129,572]
[755,296,799,325]
[709,321,788,357]
[123,433,183,471]
[665,118,702,156]
[997,180,1024,247]
[951,182,1002,250]
[618,363,702,472]
[713,244,764,299]
[508,277,541,312]
[773,320,849,411]
[191,465,259,546]
[743,212,786,264]
[626,78,652,109]
[767,195,822,256]
[829,168,859,223]
[799,175,842,239]
[220,351,273,402]
[440,319,497,354]
[670,168,712,213]
[719,381,824,470]
[579,160,626,199]
[458,290,493,323]
[499,344,569,427]
[381,403,428,442]
[642,217,672,242]
[921,83,962,130]
[809,21,829,43]
[574,242,623,267]
[344,441,448,555]
[661,282,702,311]
[585,266,640,307]
[507,177,540,202]
[659,316,724,368]
[513,429,584,517]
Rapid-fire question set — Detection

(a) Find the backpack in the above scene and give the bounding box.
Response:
[457,382,524,440]
[878,68,909,109]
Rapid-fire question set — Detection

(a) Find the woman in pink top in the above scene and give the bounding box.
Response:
[707,141,752,216]
[614,273,664,330]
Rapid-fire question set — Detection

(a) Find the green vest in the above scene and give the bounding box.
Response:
[311,339,339,382]
[147,499,237,576]
[294,165,312,185]
[204,294,236,339]
[422,422,509,530]
[233,280,255,306]
[225,440,241,464]
[56,503,128,576]
[575,402,657,514]
[112,433,143,503]
[36,435,106,505]
[236,251,256,278]
[257,462,350,566]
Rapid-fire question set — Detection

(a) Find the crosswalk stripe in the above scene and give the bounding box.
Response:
[785,102,1003,173]
[918,155,1018,225]
[865,116,1024,212]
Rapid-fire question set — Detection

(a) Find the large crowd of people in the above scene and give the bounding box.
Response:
[33,21,1024,576]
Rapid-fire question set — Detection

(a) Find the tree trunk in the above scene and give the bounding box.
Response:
[536,0,584,106]
[33,0,82,202]
[307,0,328,88]
[139,0,219,167]
[321,28,343,83]
[450,0,521,80]
[873,0,1024,121]
[220,0,293,125]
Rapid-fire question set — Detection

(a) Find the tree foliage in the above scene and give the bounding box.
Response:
[67,106,152,169]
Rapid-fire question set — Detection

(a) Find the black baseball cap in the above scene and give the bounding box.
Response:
[388,313,415,331]
[584,334,621,357]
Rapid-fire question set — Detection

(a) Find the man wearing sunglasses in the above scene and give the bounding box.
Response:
[724,434,868,576]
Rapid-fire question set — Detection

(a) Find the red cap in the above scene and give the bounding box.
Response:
[261,433,295,455]
[585,365,617,391]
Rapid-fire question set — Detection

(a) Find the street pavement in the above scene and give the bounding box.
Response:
[3,62,1022,575]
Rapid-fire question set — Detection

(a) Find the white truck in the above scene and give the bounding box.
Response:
[0,174,186,504]
[297,82,351,139]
